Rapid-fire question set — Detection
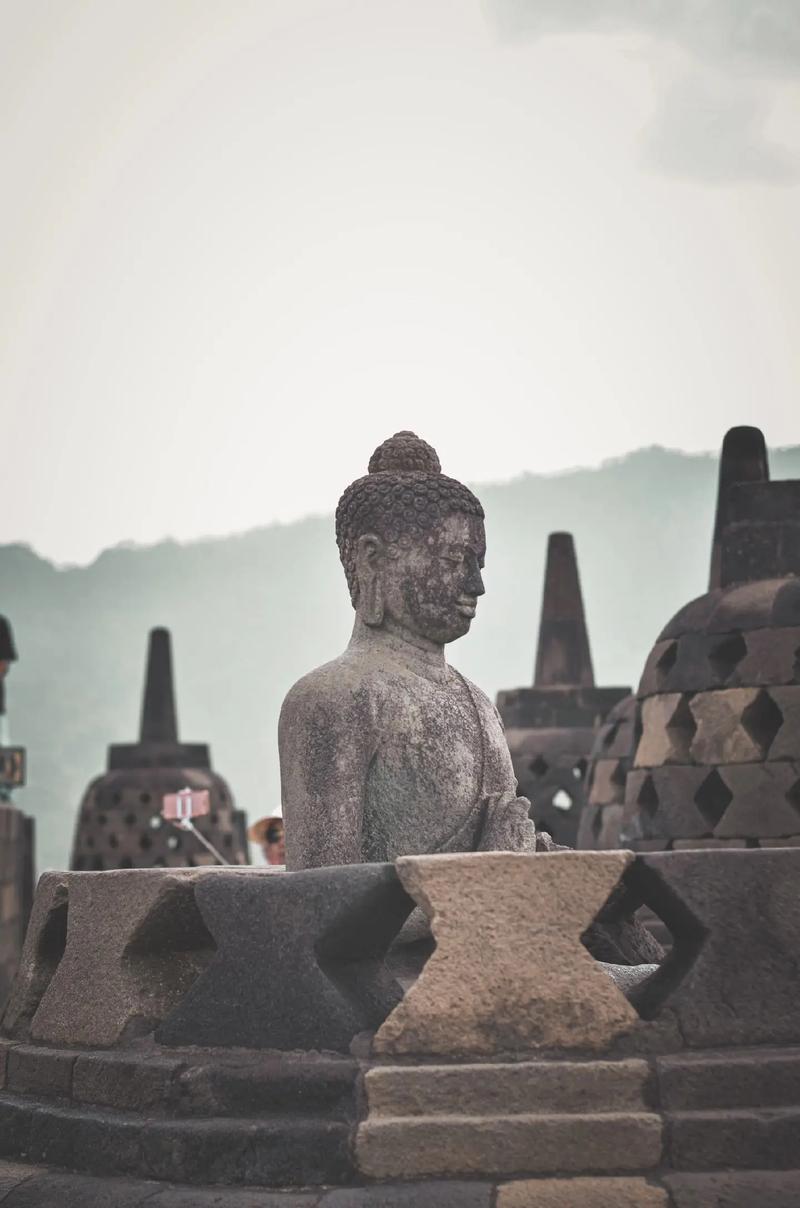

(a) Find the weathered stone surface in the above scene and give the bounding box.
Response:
[2,873,68,1041]
[689,688,766,764]
[657,1049,800,1111]
[14,870,218,1048]
[72,1050,184,1111]
[140,1115,352,1186]
[714,764,800,837]
[157,863,413,1052]
[667,1107,800,1170]
[496,1177,668,1207]
[1,1171,159,1207]
[322,1184,491,1207]
[768,686,800,760]
[0,1162,38,1198]
[280,432,539,870]
[736,627,800,687]
[364,1059,650,1117]
[624,767,711,841]
[176,1052,357,1117]
[666,1170,800,1208]
[6,1045,75,1099]
[373,851,639,1057]
[356,1111,662,1179]
[635,696,695,767]
[633,849,800,1046]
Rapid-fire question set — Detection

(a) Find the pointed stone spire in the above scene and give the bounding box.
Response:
[139,627,178,743]
[709,426,769,590]
[534,533,595,689]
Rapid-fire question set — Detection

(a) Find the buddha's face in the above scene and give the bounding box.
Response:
[371,512,486,645]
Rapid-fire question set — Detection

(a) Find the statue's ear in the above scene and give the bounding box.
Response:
[355,533,385,627]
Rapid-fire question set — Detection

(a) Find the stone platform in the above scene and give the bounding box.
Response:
[1,850,799,1204]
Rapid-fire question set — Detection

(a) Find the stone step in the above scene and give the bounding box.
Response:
[356,1111,663,1180]
[657,1048,800,1111]
[667,1107,800,1171]
[364,1059,651,1117]
[0,1094,353,1187]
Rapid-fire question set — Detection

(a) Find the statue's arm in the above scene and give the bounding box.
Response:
[279,676,376,869]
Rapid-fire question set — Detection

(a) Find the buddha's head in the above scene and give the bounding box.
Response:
[336,432,486,646]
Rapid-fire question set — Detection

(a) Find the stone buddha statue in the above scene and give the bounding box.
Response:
[281,431,555,870]
[279,432,662,971]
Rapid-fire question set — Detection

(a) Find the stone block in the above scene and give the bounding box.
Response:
[147,1187,321,1207]
[176,1052,357,1117]
[26,1100,143,1175]
[141,1115,352,1187]
[364,1059,651,1118]
[5,869,219,1048]
[760,836,800,847]
[2,873,69,1041]
[631,849,800,1046]
[587,760,623,807]
[6,1046,75,1099]
[689,688,771,764]
[356,1111,662,1179]
[714,763,800,838]
[373,852,638,1058]
[595,804,625,850]
[658,1049,800,1111]
[496,1177,668,1207]
[665,1170,800,1208]
[72,1051,184,1112]
[626,767,711,841]
[768,687,800,760]
[635,696,695,767]
[736,627,800,687]
[667,1107,800,1170]
[157,863,413,1052]
[322,1184,492,1207]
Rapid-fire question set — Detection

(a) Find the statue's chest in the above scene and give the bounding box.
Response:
[364,672,509,854]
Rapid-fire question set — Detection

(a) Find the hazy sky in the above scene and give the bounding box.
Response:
[2,0,798,565]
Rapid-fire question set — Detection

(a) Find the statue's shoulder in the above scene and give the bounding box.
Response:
[280,650,386,728]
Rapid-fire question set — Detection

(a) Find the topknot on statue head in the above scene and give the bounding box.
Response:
[335,431,484,605]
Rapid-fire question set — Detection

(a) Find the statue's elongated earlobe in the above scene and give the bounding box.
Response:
[355,533,385,627]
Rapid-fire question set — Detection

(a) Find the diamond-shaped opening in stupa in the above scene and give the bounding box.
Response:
[708,631,747,682]
[529,754,549,777]
[741,689,784,757]
[655,640,678,686]
[694,769,733,830]
[637,773,659,819]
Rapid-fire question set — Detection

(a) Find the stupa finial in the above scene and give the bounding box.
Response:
[534,533,595,688]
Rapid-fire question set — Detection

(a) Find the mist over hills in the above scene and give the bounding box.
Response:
[3,443,799,872]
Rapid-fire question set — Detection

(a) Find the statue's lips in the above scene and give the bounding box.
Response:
[455,599,477,618]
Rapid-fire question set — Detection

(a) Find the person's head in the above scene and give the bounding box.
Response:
[335,432,486,646]
[248,816,286,864]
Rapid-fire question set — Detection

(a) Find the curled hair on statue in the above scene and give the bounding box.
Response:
[335,431,484,607]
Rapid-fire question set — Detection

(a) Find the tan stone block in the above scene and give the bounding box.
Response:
[374,851,638,1058]
[768,686,800,760]
[497,1176,668,1207]
[356,1111,663,1179]
[689,689,765,764]
[588,761,624,808]
[365,1059,650,1117]
[736,627,800,687]
[635,696,694,767]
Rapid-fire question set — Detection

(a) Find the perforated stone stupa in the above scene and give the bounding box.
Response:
[69,627,248,870]
[496,533,629,845]
[623,427,800,850]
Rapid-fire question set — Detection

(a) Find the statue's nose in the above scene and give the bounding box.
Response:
[466,567,486,597]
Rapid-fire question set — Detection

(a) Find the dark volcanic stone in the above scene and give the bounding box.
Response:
[665,1171,800,1208]
[631,849,800,1047]
[156,864,413,1052]
[667,1107,800,1171]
